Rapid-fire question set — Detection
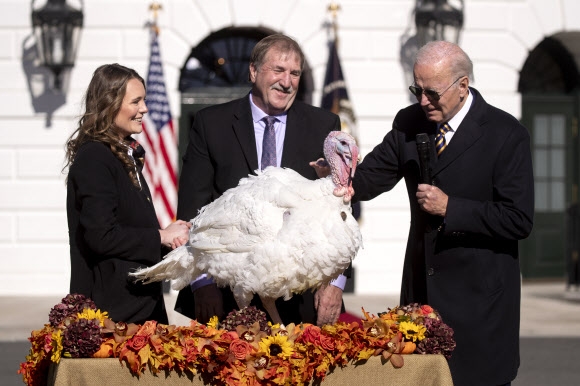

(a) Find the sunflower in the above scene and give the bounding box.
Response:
[77,308,109,327]
[398,321,426,342]
[259,335,293,358]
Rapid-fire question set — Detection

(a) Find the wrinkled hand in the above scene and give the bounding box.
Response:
[159,220,191,249]
[193,284,224,324]
[309,158,331,178]
[416,184,448,217]
[314,284,343,326]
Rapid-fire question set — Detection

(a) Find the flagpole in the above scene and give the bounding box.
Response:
[327,1,341,46]
[149,1,161,35]
[140,1,178,228]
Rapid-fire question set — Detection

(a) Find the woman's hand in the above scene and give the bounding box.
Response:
[159,220,192,249]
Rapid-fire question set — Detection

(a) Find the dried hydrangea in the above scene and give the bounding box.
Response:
[415,317,456,359]
[49,294,97,328]
[221,306,270,334]
[62,318,102,358]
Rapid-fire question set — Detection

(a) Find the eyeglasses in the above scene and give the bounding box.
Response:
[409,76,464,102]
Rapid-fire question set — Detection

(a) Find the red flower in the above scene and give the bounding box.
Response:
[299,325,321,344]
[127,335,148,351]
[420,305,434,315]
[230,339,252,360]
[221,331,238,342]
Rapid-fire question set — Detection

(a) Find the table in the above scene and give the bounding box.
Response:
[47,355,453,385]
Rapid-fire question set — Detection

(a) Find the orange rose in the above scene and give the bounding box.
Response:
[222,331,238,342]
[420,305,434,315]
[133,320,157,338]
[230,339,252,360]
[319,334,335,351]
[300,325,321,344]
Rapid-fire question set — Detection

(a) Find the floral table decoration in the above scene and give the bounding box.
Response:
[18,294,455,386]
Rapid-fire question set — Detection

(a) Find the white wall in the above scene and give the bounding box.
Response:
[1,0,579,296]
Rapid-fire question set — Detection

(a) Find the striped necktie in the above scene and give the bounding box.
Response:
[261,116,277,169]
[435,123,452,156]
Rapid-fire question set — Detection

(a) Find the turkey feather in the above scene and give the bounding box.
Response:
[130,131,362,325]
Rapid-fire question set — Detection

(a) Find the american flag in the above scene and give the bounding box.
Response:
[138,31,178,228]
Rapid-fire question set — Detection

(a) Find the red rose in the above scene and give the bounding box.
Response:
[127,335,148,351]
[319,334,335,351]
[300,325,321,344]
[421,305,434,315]
[230,339,251,360]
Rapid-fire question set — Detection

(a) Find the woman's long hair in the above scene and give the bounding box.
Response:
[64,63,146,188]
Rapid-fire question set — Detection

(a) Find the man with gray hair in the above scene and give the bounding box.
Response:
[350,41,534,385]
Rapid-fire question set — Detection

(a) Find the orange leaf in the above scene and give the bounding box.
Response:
[93,341,113,358]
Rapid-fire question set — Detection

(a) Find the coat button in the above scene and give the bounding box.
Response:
[427,268,435,276]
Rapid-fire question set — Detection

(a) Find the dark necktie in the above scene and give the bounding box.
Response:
[435,123,452,156]
[261,116,277,169]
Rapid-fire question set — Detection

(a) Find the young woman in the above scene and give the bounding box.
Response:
[64,63,190,324]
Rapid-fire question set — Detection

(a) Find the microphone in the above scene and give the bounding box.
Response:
[416,133,432,185]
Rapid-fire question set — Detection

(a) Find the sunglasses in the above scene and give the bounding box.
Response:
[409,76,464,101]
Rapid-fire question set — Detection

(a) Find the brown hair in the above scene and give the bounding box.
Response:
[64,63,146,187]
[249,34,305,75]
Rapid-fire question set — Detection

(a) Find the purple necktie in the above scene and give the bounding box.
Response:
[261,116,277,169]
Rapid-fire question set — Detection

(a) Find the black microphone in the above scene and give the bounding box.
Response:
[416,133,432,185]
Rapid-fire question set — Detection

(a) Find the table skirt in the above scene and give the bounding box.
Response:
[47,355,453,385]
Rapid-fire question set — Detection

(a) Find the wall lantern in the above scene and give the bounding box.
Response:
[31,0,83,91]
[415,0,464,47]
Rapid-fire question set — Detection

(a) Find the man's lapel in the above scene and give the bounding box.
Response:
[280,104,305,169]
[232,96,259,172]
[432,89,486,176]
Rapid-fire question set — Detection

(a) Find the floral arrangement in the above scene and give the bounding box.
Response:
[19,294,455,386]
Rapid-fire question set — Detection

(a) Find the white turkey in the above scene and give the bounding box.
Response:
[130,131,362,325]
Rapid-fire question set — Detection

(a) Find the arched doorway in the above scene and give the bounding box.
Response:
[177,27,314,167]
[519,33,580,285]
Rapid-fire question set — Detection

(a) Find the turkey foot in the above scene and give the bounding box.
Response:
[260,296,284,328]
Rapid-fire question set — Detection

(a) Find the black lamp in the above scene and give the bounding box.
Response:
[31,0,83,90]
[415,0,464,47]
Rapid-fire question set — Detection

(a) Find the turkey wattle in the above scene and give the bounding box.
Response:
[130,131,362,325]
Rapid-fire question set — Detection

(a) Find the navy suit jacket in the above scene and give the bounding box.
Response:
[174,95,342,324]
[352,88,534,386]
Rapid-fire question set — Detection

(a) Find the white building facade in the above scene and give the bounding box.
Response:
[1,0,578,296]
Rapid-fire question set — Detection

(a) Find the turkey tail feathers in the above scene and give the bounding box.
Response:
[129,245,195,291]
